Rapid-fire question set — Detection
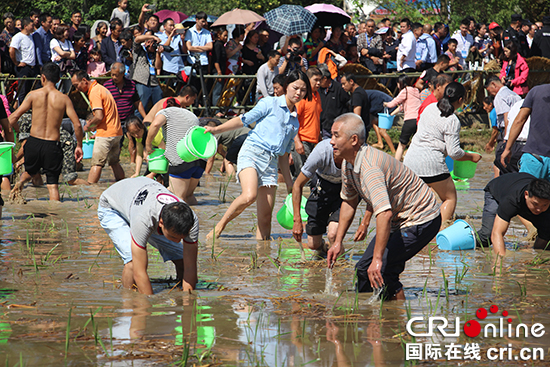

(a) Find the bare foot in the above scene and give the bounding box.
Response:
[372,143,384,150]
[184,195,198,206]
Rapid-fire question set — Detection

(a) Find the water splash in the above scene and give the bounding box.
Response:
[324,267,337,296]
[367,287,383,305]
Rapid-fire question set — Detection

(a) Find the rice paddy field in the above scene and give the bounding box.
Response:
[0,154,549,366]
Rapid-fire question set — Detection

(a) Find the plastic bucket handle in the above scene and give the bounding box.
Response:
[0,143,15,158]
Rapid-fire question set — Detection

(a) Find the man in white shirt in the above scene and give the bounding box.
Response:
[494,99,530,174]
[451,18,474,68]
[184,12,212,107]
[9,17,37,104]
[256,50,280,100]
[397,18,420,72]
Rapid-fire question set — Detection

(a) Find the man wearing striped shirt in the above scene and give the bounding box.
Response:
[327,113,441,300]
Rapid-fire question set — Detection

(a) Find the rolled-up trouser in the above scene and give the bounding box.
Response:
[476,190,499,248]
[356,215,441,299]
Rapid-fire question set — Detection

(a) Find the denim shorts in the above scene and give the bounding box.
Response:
[237,141,279,187]
[169,166,205,179]
[98,205,184,264]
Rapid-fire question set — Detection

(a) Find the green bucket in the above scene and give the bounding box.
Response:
[0,142,15,176]
[176,126,218,163]
[148,149,169,174]
[453,150,479,179]
[277,194,308,230]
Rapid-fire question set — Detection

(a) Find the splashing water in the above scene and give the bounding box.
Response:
[367,287,383,305]
[324,266,337,296]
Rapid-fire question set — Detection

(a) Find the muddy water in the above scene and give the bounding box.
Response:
[0,157,550,366]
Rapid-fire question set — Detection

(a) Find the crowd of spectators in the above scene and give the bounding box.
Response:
[2,8,549,109]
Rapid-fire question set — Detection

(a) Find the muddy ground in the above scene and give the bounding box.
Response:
[0,128,549,366]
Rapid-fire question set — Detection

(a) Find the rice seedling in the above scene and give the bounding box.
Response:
[268,257,283,274]
[218,174,233,203]
[65,308,72,358]
[515,280,527,298]
[454,261,469,286]
[43,244,60,264]
[248,251,259,270]
[442,269,449,300]
[88,245,105,273]
[75,307,102,340]
[331,291,344,313]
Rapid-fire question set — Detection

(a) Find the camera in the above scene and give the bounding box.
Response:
[120,48,131,59]
[288,50,302,63]
[504,76,513,89]
[150,42,174,53]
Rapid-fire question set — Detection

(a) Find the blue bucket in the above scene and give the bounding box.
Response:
[378,108,394,129]
[436,219,475,251]
[445,156,454,172]
[83,139,94,159]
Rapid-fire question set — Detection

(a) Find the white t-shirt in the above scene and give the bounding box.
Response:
[50,38,74,61]
[397,31,416,71]
[504,99,530,142]
[451,31,474,67]
[10,32,36,66]
[99,177,199,248]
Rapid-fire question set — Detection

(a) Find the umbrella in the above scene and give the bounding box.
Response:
[304,4,350,27]
[182,14,219,26]
[264,5,317,36]
[211,9,265,27]
[155,10,188,23]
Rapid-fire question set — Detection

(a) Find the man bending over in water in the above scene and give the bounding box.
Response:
[9,62,83,201]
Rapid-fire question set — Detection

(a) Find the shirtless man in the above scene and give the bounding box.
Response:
[9,62,84,201]
[0,104,14,217]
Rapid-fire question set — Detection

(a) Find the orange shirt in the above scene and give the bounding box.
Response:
[88,80,122,138]
[296,91,322,144]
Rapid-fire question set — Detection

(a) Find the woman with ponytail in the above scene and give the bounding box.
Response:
[383,74,422,161]
[403,82,481,225]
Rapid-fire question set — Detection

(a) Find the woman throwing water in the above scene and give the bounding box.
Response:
[205,70,312,240]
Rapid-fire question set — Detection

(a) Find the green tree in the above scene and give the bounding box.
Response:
[1,0,344,27]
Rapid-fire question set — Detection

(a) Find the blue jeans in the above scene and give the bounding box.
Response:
[97,205,183,264]
[136,83,163,111]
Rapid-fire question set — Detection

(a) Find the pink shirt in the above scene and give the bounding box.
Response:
[87,61,107,77]
[385,86,421,121]
[0,95,10,117]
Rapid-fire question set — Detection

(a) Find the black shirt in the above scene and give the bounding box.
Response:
[212,40,227,74]
[319,80,350,133]
[241,45,263,75]
[503,26,529,57]
[350,86,371,128]
[0,102,7,120]
[485,172,550,240]
[531,26,550,59]
[423,67,439,84]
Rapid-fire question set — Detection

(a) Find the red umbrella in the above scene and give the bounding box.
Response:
[155,10,188,23]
